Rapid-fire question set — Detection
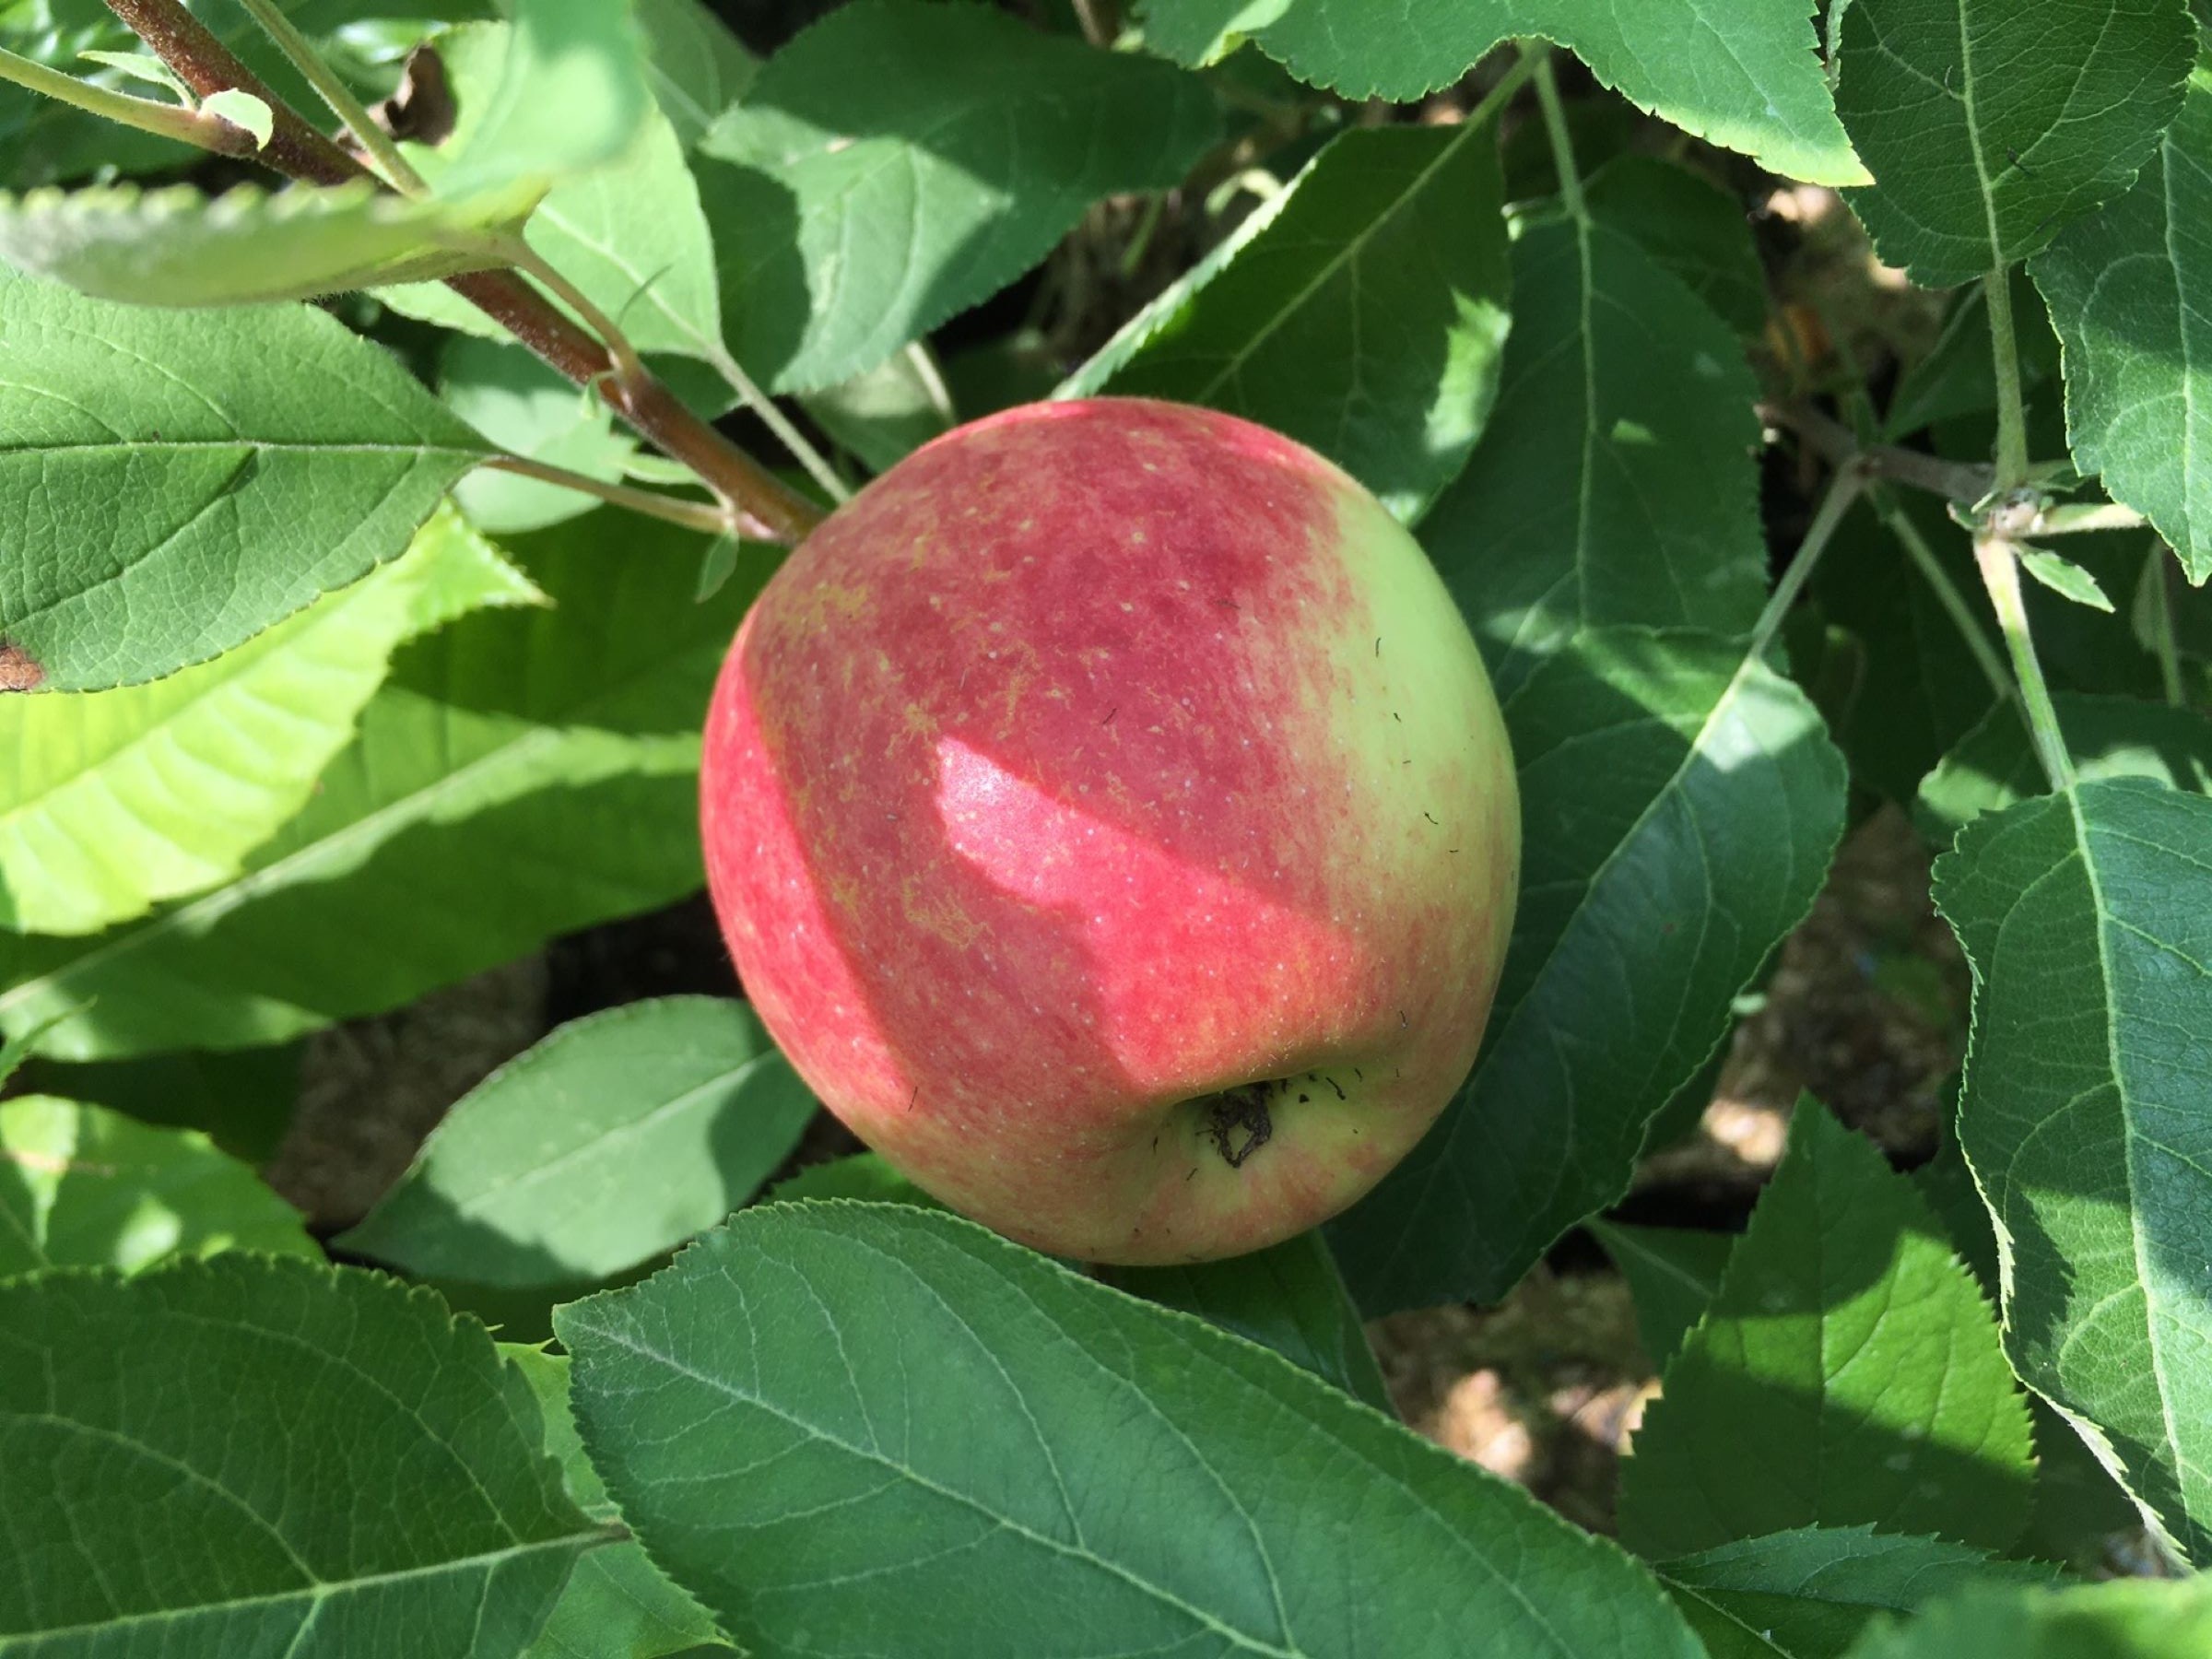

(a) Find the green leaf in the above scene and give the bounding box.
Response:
[1591,1219,1736,1367]
[0,506,535,936]
[767,1150,941,1206]
[1914,1096,2001,1293]
[1619,1100,2035,1557]
[338,997,816,1287]
[434,0,653,200]
[700,0,1220,393]
[1832,0,2195,287]
[0,265,495,691]
[800,344,955,475]
[1583,156,1768,339]
[1329,629,1847,1312]
[1933,778,2212,1562]
[557,1203,1704,1659]
[1138,0,1865,185]
[1063,121,1511,524]
[0,1255,601,1653]
[2032,72,2212,583]
[1656,1525,2058,1659]
[1101,1230,1392,1409]
[0,512,772,1062]
[2018,547,2115,610]
[1916,691,2212,843]
[1798,496,2006,806]
[445,338,638,535]
[75,49,194,103]
[1883,269,2061,441]
[636,0,757,148]
[199,88,274,151]
[1844,1577,2212,1659]
[504,1347,735,1659]
[1419,219,1767,700]
[382,24,724,366]
[0,179,536,306]
[0,1094,315,1274]
[0,1018,45,1092]
[11,1041,303,1164]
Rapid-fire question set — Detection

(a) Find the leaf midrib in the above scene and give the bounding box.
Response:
[2066,787,2189,1503]
[569,1311,1308,1659]
[1182,125,1478,406]
[416,1053,779,1225]
[5,1532,602,1643]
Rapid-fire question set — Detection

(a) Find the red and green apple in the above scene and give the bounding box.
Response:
[701,398,1518,1264]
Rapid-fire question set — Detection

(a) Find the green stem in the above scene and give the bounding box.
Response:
[1749,468,1866,660]
[0,43,253,153]
[1974,527,2077,789]
[904,341,956,428]
[2028,500,2148,536]
[1531,50,1584,222]
[479,454,735,535]
[1875,489,2017,709]
[1983,270,2030,492]
[2146,543,2186,708]
[709,348,851,504]
[234,0,426,194]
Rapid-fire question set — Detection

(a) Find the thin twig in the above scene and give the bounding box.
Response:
[100,0,825,545]
[1749,466,1867,661]
[479,454,735,535]
[1872,488,2017,709]
[1759,399,1995,503]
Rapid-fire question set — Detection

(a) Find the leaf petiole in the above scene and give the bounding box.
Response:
[0,43,255,155]
[234,0,427,196]
[477,454,740,536]
[1972,527,2077,791]
[1530,49,1585,223]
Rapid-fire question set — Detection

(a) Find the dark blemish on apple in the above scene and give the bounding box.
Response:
[908,1084,920,1112]
[1324,1077,1346,1100]
[0,642,43,693]
[1393,712,1402,723]
[1374,637,1382,656]
[1102,706,1117,725]
[1399,1010,1409,1029]
[1423,811,1440,825]
[1200,1086,1274,1169]
[1298,1092,1310,1103]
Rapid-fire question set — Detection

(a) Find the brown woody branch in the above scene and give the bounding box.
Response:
[103,0,825,545]
[1758,399,1995,507]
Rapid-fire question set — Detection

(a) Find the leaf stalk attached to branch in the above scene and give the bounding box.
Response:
[97,0,825,545]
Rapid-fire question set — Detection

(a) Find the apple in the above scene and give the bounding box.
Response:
[700,398,1518,1264]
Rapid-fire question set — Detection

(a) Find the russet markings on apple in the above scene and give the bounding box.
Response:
[702,396,1520,1263]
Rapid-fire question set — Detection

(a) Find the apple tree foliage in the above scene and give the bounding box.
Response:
[0,0,2209,1653]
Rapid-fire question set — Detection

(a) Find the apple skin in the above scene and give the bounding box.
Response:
[700,398,1518,1264]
